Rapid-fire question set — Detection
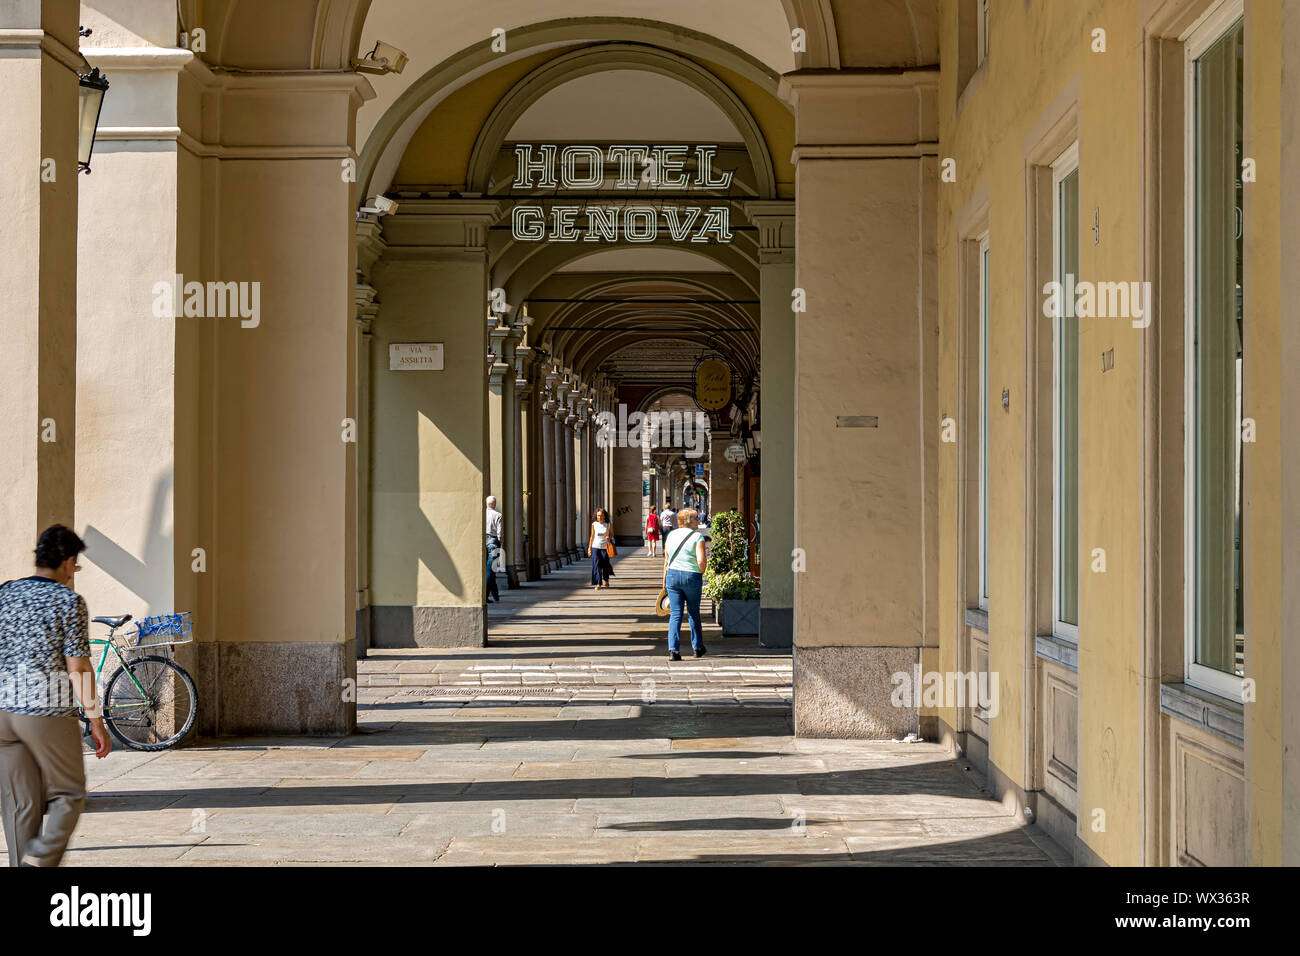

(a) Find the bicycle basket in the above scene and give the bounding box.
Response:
[131,611,194,649]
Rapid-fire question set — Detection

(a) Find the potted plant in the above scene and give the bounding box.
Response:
[703,511,760,636]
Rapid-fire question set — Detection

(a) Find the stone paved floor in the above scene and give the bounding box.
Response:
[6,553,1069,865]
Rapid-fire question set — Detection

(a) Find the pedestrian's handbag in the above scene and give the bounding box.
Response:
[655,531,697,617]
[605,540,617,558]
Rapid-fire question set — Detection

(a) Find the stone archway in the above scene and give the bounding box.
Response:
[465,43,779,198]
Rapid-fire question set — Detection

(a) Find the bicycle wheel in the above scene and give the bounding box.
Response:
[102,655,197,751]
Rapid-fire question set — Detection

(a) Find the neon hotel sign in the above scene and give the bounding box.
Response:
[510,145,734,243]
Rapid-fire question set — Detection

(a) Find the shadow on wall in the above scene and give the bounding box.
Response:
[81,470,174,616]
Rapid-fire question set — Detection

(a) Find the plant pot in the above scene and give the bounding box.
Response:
[717,597,760,636]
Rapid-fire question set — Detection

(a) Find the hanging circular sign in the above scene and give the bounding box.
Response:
[694,358,732,411]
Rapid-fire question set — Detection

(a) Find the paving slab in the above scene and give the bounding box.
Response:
[40,553,1065,866]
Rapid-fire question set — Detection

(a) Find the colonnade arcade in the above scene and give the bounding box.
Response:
[5,1,939,741]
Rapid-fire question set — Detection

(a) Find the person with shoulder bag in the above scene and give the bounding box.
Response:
[661,507,710,660]
[588,509,616,590]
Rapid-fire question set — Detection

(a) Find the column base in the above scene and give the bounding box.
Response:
[793,645,919,738]
[197,640,356,736]
[370,605,486,648]
[506,567,520,588]
[759,607,793,648]
[544,552,558,572]
[355,607,371,659]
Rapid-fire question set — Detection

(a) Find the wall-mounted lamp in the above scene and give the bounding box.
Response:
[76,27,109,174]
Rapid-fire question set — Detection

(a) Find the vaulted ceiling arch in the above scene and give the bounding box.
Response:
[465,44,778,198]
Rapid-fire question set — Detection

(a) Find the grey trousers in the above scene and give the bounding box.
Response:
[0,710,86,867]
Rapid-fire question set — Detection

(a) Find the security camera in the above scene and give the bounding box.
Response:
[353,41,408,75]
[359,195,398,216]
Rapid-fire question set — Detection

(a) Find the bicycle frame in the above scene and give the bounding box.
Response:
[87,626,154,714]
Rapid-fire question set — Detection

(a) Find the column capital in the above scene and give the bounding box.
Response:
[354,283,379,329]
[743,200,796,265]
[780,69,939,160]
[381,198,503,257]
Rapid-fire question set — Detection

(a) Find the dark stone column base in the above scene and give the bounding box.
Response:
[197,640,356,736]
[371,604,486,648]
[759,607,793,648]
[793,645,919,738]
[355,607,371,659]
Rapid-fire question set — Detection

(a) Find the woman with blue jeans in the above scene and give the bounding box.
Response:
[662,507,710,661]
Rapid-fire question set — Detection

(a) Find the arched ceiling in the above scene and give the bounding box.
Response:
[507,71,737,143]
[163,0,936,415]
[172,2,939,196]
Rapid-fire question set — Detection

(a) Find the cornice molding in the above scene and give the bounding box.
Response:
[0,29,83,73]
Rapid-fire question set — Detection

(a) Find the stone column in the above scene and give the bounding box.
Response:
[746,201,797,648]
[513,346,533,584]
[487,349,511,584]
[488,321,521,587]
[354,218,384,657]
[554,380,571,563]
[0,5,79,573]
[564,402,578,559]
[186,68,375,732]
[541,397,558,572]
[784,71,939,738]
[370,199,500,649]
[551,408,566,564]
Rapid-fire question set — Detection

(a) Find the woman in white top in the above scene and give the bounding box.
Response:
[587,509,615,589]
[661,507,710,660]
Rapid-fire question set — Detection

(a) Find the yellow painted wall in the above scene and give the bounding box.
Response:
[395,50,564,187]
[1244,0,1282,866]
[939,0,1280,864]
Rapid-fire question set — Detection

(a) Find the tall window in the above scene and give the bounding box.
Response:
[977,0,990,66]
[978,235,990,608]
[1186,5,1245,697]
[1052,146,1080,639]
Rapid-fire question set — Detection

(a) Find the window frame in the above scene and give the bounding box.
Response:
[977,0,990,67]
[1182,0,1246,701]
[1051,141,1080,643]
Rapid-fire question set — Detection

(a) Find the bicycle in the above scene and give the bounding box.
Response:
[80,612,198,751]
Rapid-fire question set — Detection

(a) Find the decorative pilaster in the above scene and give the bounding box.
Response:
[745,200,796,649]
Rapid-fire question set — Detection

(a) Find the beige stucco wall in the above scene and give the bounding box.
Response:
[1244,0,1283,866]
[370,242,490,620]
[0,4,80,575]
[938,0,1282,864]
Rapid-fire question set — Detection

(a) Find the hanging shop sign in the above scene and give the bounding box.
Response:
[694,357,732,411]
[389,343,444,370]
[510,145,735,243]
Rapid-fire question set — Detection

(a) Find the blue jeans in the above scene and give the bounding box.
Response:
[665,568,704,653]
